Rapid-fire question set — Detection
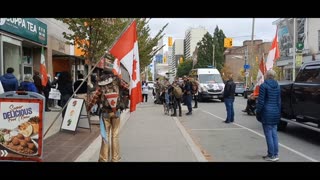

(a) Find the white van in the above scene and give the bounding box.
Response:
[189,68,225,102]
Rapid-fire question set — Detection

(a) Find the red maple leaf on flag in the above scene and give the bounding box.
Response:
[132,59,137,81]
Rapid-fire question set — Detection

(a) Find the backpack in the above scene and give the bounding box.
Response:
[191,81,198,94]
[173,86,183,98]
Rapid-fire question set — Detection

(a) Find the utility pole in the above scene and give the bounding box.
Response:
[292,18,296,81]
[250,18,255,85]
[244,47,249,88]
[212,44,215,67]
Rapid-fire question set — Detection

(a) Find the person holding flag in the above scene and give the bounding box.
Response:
[242,55,266,115]
[87,20,139,162]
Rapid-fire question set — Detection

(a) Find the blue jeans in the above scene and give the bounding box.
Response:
[262,124,279,157]
[185,94,192,113]
[224,98,234,122]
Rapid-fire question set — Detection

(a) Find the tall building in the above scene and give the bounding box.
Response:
[184,27,207,59]
[172,39,184,76]
[157,38,164,55]
[274,18,320,80]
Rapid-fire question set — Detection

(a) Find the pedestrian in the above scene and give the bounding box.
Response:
[256,69,281,162]
[43,74,52,112]
[171,81,182,117]
[0,67,19,92]
[191,75,199,108]
[19,74,38,93]
[183,76,193,115]
[87,69,129,162]
[223,74,236,123]
[142,81,148,102]
[242,85,260,115]
[57,72,74,118]
[33,71,43,94]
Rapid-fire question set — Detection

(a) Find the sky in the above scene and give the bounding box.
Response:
[148,18,279,49]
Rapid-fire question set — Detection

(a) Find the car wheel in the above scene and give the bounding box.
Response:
[235,93,238,96]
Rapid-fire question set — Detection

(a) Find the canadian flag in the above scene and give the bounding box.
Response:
[112,58,122,78]
[110,20,142,112]
[265,28,280,71]
[256,55,267,86]
[40,47,48,86]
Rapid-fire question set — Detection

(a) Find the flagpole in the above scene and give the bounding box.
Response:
[292,18,296,81]
[44,19,135,138]
[250,18,255,85]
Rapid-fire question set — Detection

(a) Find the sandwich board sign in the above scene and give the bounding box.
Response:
[60,98,90,133]
[0,91,44,162]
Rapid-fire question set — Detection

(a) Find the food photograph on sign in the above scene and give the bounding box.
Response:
[61,99,84,131]
[0,102,41,158]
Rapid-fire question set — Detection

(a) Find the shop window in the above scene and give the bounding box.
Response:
[3,41,22,80]
[22,47,33,65]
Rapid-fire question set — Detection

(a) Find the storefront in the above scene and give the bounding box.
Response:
[276,54,320,81]
[0,18,47,81]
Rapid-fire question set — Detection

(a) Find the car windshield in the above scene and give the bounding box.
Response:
[199,74,223,84]
[236,83,244,87]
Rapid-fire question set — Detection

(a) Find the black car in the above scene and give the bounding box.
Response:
[243,83,254,99]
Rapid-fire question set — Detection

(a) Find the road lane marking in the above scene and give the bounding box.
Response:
[201,110,318,162]
[173,117,208,162]
[192,128,244,131]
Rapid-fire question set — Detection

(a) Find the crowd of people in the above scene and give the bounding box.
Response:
[151,75,199,117]
[1,66,281,162]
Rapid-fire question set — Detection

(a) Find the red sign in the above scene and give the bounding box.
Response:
[0,98,43,162]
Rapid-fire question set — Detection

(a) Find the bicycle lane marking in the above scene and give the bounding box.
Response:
[201,110,318,162]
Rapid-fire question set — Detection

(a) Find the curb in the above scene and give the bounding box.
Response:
[173,116,208,162]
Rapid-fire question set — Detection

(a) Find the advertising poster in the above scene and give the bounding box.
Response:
[0,98,43,161]
[61,98,84,131]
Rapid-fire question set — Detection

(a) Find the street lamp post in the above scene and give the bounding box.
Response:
[292,18,296,81]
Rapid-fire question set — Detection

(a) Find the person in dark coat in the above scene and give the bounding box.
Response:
[183,76,193,115]
[223,74,236,123]
[57,71,74,118]
[256,69,281,162]
[43,74,52,112]
[33,71,43,94]
[0,67,18,92]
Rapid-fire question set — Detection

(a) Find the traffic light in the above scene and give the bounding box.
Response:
[224,38,233,48]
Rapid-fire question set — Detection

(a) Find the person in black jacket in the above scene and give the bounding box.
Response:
[223,74,236,123]
[57,72,74,118]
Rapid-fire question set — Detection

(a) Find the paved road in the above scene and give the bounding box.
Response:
[178,96,320,162]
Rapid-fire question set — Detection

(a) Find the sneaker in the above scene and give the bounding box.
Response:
[186,112,192,115]
[263,156,279,162]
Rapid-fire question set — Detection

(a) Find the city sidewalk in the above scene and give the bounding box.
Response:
[75,99,203,162]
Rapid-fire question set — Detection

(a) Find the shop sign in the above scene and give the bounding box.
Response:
[0,18,47,45]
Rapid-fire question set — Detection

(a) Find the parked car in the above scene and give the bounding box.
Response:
[243,83,254,99]
[235,82,245,96]
[147,81,154,90]
[278,61,320,131]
